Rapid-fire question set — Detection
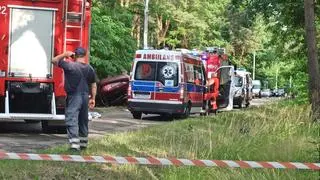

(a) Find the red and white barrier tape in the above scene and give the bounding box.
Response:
[0,152,319,170]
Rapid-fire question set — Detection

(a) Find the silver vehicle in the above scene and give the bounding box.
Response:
[252,80,262,98]
[233,70,252,108]
[261,89,272,97]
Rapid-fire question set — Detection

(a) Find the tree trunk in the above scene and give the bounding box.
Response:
[304,0,320,121]
[131,13,141,48]
[156,15,170,48]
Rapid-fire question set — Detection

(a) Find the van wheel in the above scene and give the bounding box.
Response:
[132,112,142,119]
[238,98,245,108]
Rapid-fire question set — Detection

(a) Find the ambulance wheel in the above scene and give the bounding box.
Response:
[200,112,209,116]
[182,104,191,118]
[212,109,217,115]
[200,100,209,116]
[132,111,142,119]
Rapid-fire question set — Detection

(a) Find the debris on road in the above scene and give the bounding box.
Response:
[88,112,102,121]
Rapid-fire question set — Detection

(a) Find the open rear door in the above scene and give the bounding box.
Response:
[217,66,235,111]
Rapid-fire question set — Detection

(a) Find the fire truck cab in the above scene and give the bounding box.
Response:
[0,0,91,131]
[127,49,207,119]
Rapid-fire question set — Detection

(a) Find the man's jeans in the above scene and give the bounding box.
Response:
[65,93,89,149]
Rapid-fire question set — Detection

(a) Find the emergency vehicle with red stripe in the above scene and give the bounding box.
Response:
[201,47,235,114]
[0,0,91,131]
[127,49,207,119]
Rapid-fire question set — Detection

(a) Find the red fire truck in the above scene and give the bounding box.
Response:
[0,0,91,131]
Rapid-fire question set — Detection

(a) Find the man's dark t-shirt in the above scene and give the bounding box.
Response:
[58,60,96,95]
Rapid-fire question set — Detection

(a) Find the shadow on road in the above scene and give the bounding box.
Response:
[0,121,66,134]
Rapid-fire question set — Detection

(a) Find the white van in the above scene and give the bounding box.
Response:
[252,80,262,98]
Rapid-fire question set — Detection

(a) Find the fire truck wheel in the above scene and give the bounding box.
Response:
[24,120,40,124]
[41,120,50,133]
[41,121,66,133]
[212,109,217,115]
[132,111,142,119]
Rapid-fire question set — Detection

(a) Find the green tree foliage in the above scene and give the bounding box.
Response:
[90,0,137,79]
[90,0,318,107]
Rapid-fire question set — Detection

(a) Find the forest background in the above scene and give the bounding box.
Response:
[90,0,320,105]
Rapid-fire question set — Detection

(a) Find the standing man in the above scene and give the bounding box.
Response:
[52,47,97,151]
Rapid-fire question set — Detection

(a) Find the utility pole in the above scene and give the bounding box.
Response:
[275,67,279,89]
[253,51,256,80]
[143,0,149,49]
[289,76,292,88]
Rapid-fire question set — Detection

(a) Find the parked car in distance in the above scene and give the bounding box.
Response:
[277,88,286,97]
[252,80,262,98]
[261,89,272,97]
[271,89,278,97]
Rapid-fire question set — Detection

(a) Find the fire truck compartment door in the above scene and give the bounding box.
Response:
[9,7,55,78]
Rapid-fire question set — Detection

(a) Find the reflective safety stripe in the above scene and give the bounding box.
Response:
[69,138,80,143]
[79,143,87,147]
[71,143,80,149]
[79,137,88,142]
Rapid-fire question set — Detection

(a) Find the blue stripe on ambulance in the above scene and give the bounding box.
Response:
[132,81,155,92]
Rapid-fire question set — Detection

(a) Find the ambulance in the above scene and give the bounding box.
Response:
[127,49,206,119]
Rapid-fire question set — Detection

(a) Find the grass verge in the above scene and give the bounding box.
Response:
[0,100,319,179]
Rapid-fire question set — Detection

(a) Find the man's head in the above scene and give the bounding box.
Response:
[74,47,87,59]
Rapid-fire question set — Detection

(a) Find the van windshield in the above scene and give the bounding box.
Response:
[253,85,261,89]
[134,61,179,87]
[234,76,243,87]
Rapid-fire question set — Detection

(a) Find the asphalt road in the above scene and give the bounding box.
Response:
[0,98,278,153]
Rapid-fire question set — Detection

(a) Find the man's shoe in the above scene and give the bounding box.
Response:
[69,147,80,154]
[69,143,80,153]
